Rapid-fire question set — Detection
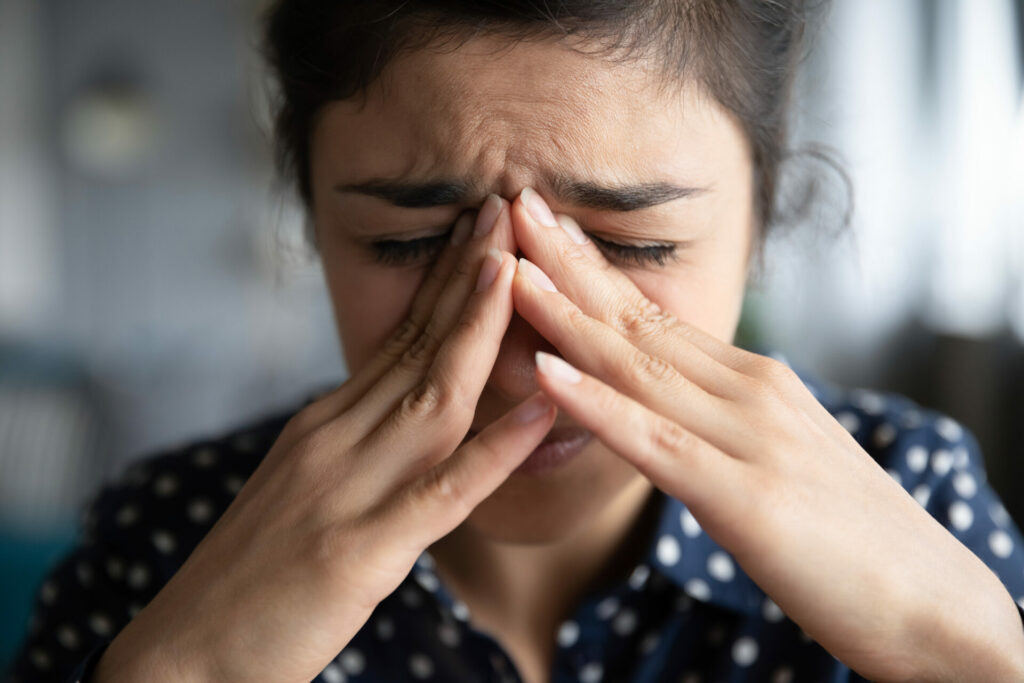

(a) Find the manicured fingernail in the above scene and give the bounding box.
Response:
[535,351,581,384]
[475,248,503,292]
[517,258,558,293]
[450,213,474,247]
[513,393,552,424]
[555,214,589,245]
[520,187,557,227]
[474,194,503,237]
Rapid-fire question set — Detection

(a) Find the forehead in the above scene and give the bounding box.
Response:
[311,34,744,196]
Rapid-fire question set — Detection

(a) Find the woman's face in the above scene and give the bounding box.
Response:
[309,35,755,544]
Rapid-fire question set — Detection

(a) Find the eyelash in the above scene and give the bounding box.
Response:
[369,231,679,267]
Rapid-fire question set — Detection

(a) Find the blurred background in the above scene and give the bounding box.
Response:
[0,0,1022,666]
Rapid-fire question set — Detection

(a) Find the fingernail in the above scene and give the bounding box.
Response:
[521,187,557,228]
[555,214,589,245]
[474,194,503,237]
[475,248,503,292]
[517,258,558,293]
[535,351,582,384]
[450,213,474,247]
[513,393,552,424]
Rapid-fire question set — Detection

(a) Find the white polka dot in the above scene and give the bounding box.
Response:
[772,666,795,683]
[76,561,93,586]
[952,446,970,469]
[901,410,923,428]
[935,416,963,443]
[680,508,702,537]
[913,484,931,508]
[153,473,179,497]
[400,587,423,608]
[656,535,681,566]
[414,570,440,593]
[953,472,977,498]
[732,636,759,666]
[628,564,650,589]
[595,596,619,620]
[57,625,80,649]
[438,622,460,647]
[886,469,902,486]
[224,474,245,494]
[949,501,974,531]
[187,498,214,524]
[1017,597,1024,611]
[340,648,365,675]
[451,600,470,621]
[707,551,735,582]
[29,648,51,670]
[579,661,603,683]
[989,530,1014,558]
[854,391,886,414]
[638,632,660,655]
[873,422,897,449]
[835,411,860,434]
[990,502,1010,527]
[612,608,637,636]
[40,580,57,604]
[192,447,217,468]
[762,597,785,623]
[932,449,954,476]
[116,505,139,527]
[106,557,124,580]
[152,530,177,554]
[409,653,434,679]
[674,592,694,611]
[557,620,580,647]
[321,663,347,683]
[89,612,113,636]
[684,578,711,602]
[375,616,394,640]
[415,552,435,570]
[906,445,928,473]
[127,563,150,590]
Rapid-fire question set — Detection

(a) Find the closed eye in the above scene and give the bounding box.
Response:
[589,234,679,267]
[369,232,450,266]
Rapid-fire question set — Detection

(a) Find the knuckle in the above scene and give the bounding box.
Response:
[627,351,678,387]
[402,324,443,366]
[400,379,460,424]
[616,300,674,341]
[647,419,693,459]
[416,465,473,523]
[389,317,424,352]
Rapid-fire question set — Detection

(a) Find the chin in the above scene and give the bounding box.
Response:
[461,444,645,545]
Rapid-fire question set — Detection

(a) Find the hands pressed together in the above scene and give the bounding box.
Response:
[95,190,1024,683]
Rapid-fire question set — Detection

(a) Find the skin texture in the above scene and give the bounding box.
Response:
[309,36,756,680]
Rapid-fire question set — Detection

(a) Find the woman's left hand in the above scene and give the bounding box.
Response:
[507,189,1024,683]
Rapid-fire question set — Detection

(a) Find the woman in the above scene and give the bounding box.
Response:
[9,1,1024,681]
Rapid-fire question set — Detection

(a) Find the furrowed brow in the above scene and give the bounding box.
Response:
[549,175,705,211]
[335,180,471,208]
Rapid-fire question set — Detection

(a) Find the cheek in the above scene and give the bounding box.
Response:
[326,256,426,373]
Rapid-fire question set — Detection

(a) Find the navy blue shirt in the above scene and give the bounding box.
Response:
[8,351,1024,682]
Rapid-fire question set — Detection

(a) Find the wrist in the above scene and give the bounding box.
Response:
[904,564,1024,682]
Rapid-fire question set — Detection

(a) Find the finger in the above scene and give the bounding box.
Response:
[290,211,478,435]
[510,188,757,388]
[354,249,518,478]
[532,351,744,515]
[384,392,556,549]
[512,257,763,456]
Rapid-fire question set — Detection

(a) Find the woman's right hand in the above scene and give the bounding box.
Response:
[92,196,554,683]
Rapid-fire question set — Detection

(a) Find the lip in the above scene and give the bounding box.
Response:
[466,425,594,477]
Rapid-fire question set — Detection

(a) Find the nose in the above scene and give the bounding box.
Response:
[485,311,558,404]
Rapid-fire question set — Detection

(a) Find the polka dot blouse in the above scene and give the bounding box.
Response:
[8,349,1024,682]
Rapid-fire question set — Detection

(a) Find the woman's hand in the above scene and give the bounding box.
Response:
[507,189,1024,683]
[93,197,556,683]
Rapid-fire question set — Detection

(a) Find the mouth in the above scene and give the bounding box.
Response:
[465,425,594,476]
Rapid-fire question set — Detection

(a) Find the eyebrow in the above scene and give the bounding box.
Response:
[335,175,704,211]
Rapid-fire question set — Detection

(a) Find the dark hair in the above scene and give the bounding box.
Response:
[262,0,835,268]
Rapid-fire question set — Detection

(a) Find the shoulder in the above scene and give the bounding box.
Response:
[80,395,313,577]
